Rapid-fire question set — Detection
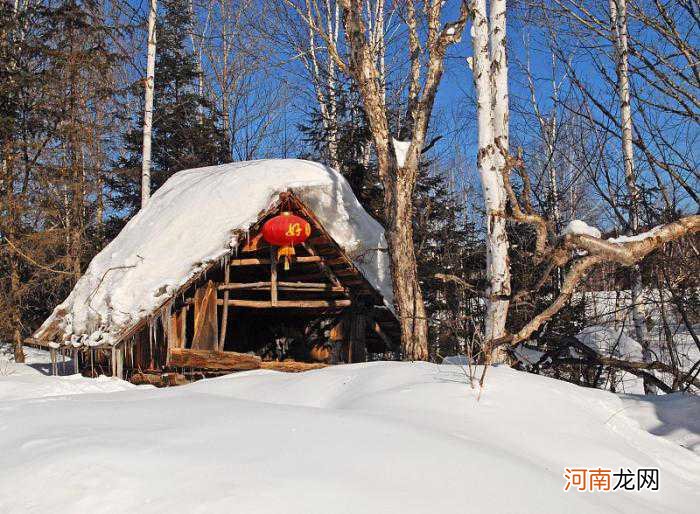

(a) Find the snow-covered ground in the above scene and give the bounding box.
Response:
[1,347,698,513]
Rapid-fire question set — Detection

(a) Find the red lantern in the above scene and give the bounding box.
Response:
[262,212,312,269]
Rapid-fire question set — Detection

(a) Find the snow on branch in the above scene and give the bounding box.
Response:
[495,149,700,350]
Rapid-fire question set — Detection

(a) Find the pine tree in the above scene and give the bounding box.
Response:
[109,0,228,219]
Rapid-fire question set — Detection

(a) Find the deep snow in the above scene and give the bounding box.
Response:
[1,349,698,513]
[34,159,393,347]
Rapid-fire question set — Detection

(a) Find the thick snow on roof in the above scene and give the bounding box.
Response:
[34,159,393,346]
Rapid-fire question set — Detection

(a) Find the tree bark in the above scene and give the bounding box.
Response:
[471,0,511,364]
[385,175,429,360]
[141,0,157,208]
[609,0,654,393]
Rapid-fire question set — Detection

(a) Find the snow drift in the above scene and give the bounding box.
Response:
[0,356,698,513]
[33,159,392,347]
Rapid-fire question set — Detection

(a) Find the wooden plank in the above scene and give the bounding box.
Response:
[260,361,327,372]
[168,348,261,371]
[192,281,218,350]
[218,299,351,308]
[231,256,321,266]
[219,281,345,292]
[169,307,186,350]
[219,257,231,350]
[270,247,278,306]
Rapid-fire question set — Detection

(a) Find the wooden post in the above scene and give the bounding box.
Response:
[350,309,367,363]
[270,247,278,306]
[219,256,230,351]
[111,346,117,376]
[115,346,124,379]
[50,348,57,376]
[192,281,218,350]
[72,348,79,374]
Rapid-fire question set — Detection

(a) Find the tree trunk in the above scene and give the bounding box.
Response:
[385,175,429,360]
[609,0,654,393]
[141,0,157,208]
[471,0,511,364]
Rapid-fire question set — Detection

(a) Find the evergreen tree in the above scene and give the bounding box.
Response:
[109,0,228,219]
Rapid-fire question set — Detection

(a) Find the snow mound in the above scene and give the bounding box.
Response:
[0,344,141,401]
[563,219,602,238]
[1,362,697,513]
[34,159,392,346]
[577,325,644,360]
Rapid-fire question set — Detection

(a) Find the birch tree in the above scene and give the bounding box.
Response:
[469,0,511,363]
[141,0,157,208]
[287,0,471,360]
[608,0,654,392]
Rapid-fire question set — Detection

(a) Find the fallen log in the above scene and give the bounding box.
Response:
[168,348,261,371]
[261,360,328,373]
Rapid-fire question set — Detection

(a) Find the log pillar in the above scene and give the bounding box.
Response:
[50,348,57,376]
[72,348,79,374]
[115,346,124,379]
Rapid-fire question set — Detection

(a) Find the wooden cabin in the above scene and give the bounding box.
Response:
[29,160,399,384]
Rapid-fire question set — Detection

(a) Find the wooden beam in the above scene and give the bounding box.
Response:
[219,256,231,350]
[168,348,261,371]
[218,299,351,308]
[260,361,328,372]
[219,281,346,292]
[302,242,343,287]
[231,255,321,266]
[270,247,278,306]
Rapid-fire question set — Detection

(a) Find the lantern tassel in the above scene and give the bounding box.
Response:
[278,245,295,270]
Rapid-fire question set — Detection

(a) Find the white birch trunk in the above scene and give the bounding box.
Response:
[471,0,511,363]
[609,0,654,392]
[141,0,157,209]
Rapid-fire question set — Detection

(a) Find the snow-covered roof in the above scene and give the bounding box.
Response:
[34,159,393,347]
